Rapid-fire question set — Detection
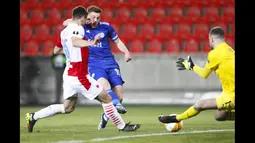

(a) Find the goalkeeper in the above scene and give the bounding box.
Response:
[158,26,235,123]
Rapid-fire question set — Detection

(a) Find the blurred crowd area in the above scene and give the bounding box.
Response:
[20,0,235,56]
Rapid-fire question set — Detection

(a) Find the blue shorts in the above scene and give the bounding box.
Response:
[89,66,125,88]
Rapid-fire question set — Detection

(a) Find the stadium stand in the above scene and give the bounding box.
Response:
[20,0,235,56]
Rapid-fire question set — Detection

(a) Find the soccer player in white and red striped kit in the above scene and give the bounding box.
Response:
[25,5,140,133]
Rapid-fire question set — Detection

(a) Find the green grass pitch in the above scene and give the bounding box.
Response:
[20,106,234,143]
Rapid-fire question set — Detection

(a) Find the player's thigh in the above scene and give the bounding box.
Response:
[194,98,218,110]
[112,85,124,101]
[89,67,108,81]
[89,67,111,90]
[62,77,79,113]
[75,75,105,101]
[216,92,235,111]
[97,77,111,90]
[108,68,125,88]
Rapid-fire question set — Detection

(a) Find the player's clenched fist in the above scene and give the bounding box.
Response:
[124,52,132,62]
[176,56,194,70]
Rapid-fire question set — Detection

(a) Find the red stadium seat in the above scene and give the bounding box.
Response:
[176,24,192,39]
[116,8,131,23]
[111,24,120,35]
[34,24,51,42]
[47,9,62,26]
[20,9,28,26]
[223,7,235,22]
[30,9,44,25]
[101,9,114,22]
[168,7,183,22]
[20,25,33,42]
[221,0,235,7]
[186,7,201,22]
[211,21,228,34]
[202,0,222,7]
[40,0,57,9]
[41,40,54,56]
[200,40,211,52]
[120,24,137,40]
[132,8,148,23]
[25,0,40,9]
[204,7,219,22]
[51,24,64,39]
[165,38,181,53]
[151,8,165,22]
[23,41,39,56]
[64,8,73,19]
[227,23,235,37]
[196,17,210,26]
[138,24,155,40]
[110,42,121,54]
[129,40,145,53]
[157,24,173,40]
[57,0,76,9]
[193,24,209,39]
[147,39,163,53]
[225,36,235,48]
[183,38,199,53]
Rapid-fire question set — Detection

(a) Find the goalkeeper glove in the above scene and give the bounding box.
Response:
[176,56,195,70]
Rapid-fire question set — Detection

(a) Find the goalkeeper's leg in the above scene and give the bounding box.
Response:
[158,98,218,123]
[215,109,235,121]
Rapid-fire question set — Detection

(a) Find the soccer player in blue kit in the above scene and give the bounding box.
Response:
[64,5,132,130]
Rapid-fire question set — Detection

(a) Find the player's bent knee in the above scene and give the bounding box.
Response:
[97,89,112,104]
[194,100,206,111]
[214,115,227,121]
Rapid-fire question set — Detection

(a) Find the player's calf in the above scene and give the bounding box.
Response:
[96,89,140,131]
[214,110,235,121]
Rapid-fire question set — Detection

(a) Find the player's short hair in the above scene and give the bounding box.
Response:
[72,5,88,19]
[209,26,225,39]
[87,5,103,13]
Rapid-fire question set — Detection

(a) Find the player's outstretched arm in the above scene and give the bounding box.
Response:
[53,46,63,54]
[114,39,132,62]
[72,37,97,47]
[176,56,212,78]
[193,65,212,78]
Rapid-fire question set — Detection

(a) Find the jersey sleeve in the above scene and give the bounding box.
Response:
[69,24,85,39]
[56,35,62,48]
[205,51,220,70]
[108,24,119,41]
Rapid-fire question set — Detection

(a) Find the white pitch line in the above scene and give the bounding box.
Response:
[53,129,234,143]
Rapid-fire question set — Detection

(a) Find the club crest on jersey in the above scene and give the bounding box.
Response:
[98,32,105,38]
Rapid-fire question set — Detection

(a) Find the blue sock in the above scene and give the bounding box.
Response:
[106,89,120,106]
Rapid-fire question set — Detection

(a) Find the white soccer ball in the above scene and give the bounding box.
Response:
[164,114,183,132]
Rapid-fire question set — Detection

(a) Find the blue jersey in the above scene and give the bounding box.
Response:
[83,21,119,69]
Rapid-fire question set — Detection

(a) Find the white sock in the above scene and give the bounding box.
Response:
[33,104,65,120]
[102,102,125,129]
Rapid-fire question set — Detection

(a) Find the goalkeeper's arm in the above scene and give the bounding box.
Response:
[193,65,212,79]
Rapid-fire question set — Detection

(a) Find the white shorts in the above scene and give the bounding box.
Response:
[62,74,103,100]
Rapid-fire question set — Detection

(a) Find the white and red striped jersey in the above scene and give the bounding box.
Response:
[60,23,89,77]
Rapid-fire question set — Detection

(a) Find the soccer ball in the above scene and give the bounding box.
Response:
[164,114,183,132]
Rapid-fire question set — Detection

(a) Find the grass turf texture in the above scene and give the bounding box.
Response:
[20,106,234,143]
